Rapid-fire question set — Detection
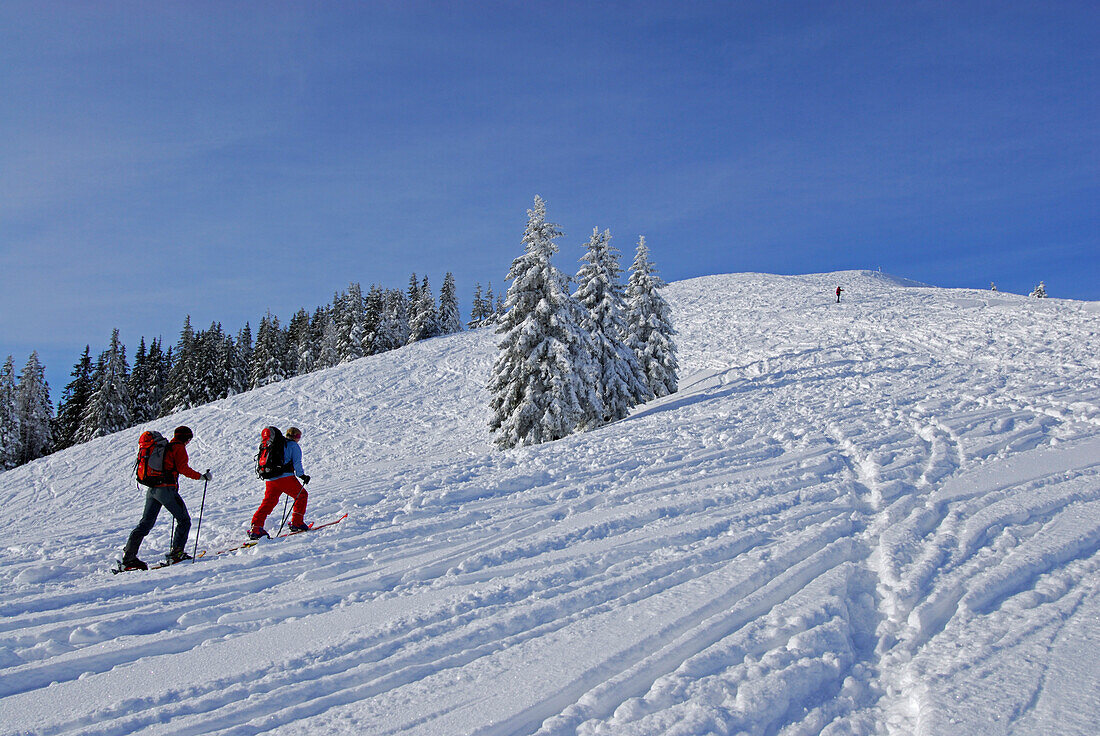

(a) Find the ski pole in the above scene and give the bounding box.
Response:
[192,470,210,562]
[276,493,292,537]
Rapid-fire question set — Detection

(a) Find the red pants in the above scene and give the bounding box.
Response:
[252,475,308,528]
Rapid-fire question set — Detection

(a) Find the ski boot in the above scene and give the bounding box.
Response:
[248,525,270,540]
[120,556,148,571]
[166,549,193,565]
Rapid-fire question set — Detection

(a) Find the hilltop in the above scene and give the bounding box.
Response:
[2,270,1098,735]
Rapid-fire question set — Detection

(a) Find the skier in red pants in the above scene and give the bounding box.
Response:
[249,426,311,539]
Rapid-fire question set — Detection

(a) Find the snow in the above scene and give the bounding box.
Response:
[2,270,1098,735]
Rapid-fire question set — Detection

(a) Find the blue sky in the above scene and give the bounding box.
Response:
[2,1,1097,395]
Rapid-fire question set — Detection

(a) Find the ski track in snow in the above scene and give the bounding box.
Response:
[1,270,1098,735]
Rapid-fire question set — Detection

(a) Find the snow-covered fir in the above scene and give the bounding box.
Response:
[625,236,679,398]
[77,329,132,442]
[0,356,20,470]
[573,227,653,422]
[2,270,1099,735]
[488,196,604,448]
[13,351,52,466]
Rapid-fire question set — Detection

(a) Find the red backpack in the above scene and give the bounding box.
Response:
[256,426,293,479]
[134,431,171,487]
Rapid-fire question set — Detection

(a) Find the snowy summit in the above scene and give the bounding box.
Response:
[1,270,1098,735]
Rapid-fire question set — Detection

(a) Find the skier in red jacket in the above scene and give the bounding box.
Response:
[836,286,844,303]
[122,425,211,569]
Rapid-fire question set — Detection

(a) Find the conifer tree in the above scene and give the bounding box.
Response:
[409,276,441,343]
[148,339,171,415]
[625,236,678,397]
[1030,281,1048,298]
[317,309,341,370]
[162,316,198,415]
[484,282,497,323]
[126,339,156,426]
[439,272,462,334]
[488,196,602,449]
[78,329,132,442]
[298,307,328,373]
[237,323,253,369]
[574,228,653,421]
[0,356,21,470]
[364,285,385,354]
[285,308,310,376]
[55,346,95,449]
[15,351,53,464]
[371,289,408,352]
[407,273,421,311]
[250,312,287,388]
[468,283,488,329]
[338,284,367,363]
[224,331,249,396]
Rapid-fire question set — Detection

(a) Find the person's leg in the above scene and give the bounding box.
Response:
[123,491,163,559]
[288,483,308,526]
[251,481,283,529]
[153,485,191,552]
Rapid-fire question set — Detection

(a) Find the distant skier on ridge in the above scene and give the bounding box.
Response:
[836,286,843,303]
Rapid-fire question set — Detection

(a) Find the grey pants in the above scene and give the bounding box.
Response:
[124,485,190,558]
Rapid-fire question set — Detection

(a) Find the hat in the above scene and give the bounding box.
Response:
[285,426,301,440]
[173,425,194,442]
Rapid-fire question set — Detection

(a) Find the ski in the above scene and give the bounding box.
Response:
[196,513,349,559]
[110,557,186,574]
[112,514,349,568]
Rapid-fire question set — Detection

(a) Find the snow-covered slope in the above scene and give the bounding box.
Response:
[2,270,1098,735]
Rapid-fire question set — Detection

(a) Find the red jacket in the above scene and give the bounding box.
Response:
[163,440,202,485]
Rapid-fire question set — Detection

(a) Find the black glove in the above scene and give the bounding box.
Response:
[300,475,311,485]
[201,470,213,482]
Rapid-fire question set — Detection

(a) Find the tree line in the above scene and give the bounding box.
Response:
[2,196,679,468]
[0,272,507,471]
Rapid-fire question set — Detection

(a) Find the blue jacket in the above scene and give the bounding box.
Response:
[276,440,305,480]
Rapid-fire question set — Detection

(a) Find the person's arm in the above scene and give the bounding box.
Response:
[291,442,305,476]
[175,444,203,481]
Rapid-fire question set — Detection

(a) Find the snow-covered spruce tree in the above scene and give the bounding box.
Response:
[625,236,678,397]
[371,289,409,352]
[409,276,441,343]
[250,312,287,388]
[55,346,95,450]
[484,282,497,323]
[77,329,132,442]
[574,228,653,421]
[193,323,228,404]
[468,283,488,329]
[297,307,328,373]
[0,356,21,470]
[363,285,385,354]
[15,351,53,464]
[1030,281,1048,298]
[488,196,603,449]
[338,283,366,363]
[236,323,252,371]
[147,339,171,417]
[285,308,310,376]
[127,339,157,426]
[223,331,249,397]
[317,310,341,370]
[439,272,462,334]
[161,315,199,415]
